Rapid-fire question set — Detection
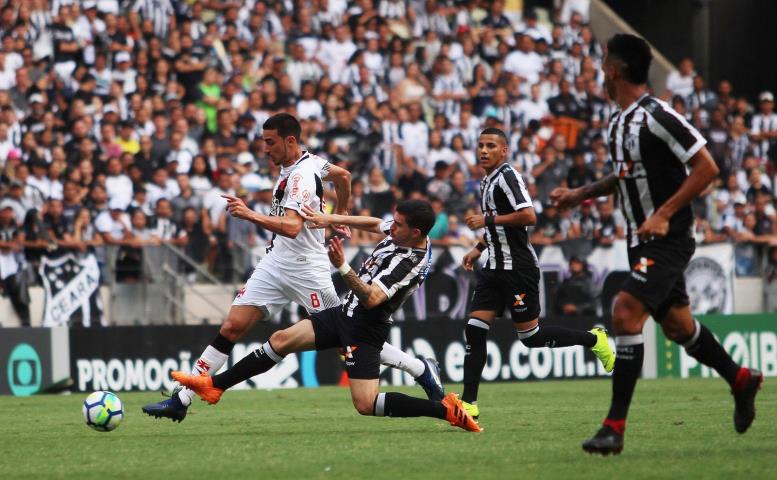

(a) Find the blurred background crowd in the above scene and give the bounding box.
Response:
[0,0,775,322]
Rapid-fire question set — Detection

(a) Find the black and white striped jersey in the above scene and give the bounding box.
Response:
[479,163,538,270]
[607,94,707,247]
[342,220,432,325]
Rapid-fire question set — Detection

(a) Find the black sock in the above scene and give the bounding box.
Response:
[211,333,236,355]
[462,319,490,404]
[518,325,597,348]
[212,341,282,390]
[682,319,740,385]
[606,336,644,420]
[374,392,446,419]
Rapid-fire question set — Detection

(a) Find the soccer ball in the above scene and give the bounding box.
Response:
[82,391,124,432]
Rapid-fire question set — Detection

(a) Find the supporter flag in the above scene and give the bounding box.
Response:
[39,253,104,327]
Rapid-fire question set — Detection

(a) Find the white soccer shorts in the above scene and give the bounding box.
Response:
[231,254,341,318]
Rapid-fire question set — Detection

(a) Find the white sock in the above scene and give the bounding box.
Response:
[178,346,230,406]
[380,342,425,378]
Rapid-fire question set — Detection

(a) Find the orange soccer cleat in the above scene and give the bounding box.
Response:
[171,371,224,405]
[441,393,482,433]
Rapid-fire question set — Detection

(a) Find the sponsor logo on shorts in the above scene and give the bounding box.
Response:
[341,346,358,366]
[513,293,526,307]
[633,257,654,273]
[341,345,358,359]
[630,271,648,282]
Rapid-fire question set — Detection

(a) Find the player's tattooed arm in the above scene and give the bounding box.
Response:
[329,236,388,308]
[341,269,386,307]
[579,174,618,200]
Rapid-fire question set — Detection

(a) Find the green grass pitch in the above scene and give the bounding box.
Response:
[1,378,774,479]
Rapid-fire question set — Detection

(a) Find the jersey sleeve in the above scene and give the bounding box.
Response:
[371,252,425,300]
[309,154,331,178]
[496,168,533,211]
[281,169,317,214]
[379,219,393,235]
[644,99,707,163]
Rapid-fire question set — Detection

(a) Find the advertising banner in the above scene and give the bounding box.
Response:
[656,314,777,378]
[0,327,70,396]
[69,316,613,392]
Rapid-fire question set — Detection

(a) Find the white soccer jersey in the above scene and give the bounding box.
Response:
[266,151,331,271]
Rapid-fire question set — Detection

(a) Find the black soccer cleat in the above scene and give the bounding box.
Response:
[415,357,445,402]
[582,425,624,456]
[732,368,763,434]
[142,393,188,423]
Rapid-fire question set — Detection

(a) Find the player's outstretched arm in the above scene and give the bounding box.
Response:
[301,205,384,234]
[222,194,304,238]
[550,174,618,210]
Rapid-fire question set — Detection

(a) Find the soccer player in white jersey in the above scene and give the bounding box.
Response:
[143,113,443,422]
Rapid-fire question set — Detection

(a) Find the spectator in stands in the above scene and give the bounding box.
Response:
[0,199,29,326]
[593,199,623,247]
[556,256,597,316]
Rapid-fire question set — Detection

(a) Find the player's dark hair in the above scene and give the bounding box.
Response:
[606,33,652,85]
[480,127,508,144]
[396,200,435,237]
[263,113,301,141]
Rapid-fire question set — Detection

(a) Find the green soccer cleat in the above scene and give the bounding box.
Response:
[590,327,615,373]
[461,401,479,421]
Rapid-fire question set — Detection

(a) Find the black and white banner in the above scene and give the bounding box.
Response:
[685,243,735,314]
[40,253,104,327]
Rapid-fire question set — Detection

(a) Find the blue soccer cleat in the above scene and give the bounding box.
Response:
[142,391,188,423]
[416,357,445,402]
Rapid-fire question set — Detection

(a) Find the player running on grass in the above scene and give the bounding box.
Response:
[458,127,615,422]
[551,34,762,455]
[143,114,443,422]
[172,200,481,432]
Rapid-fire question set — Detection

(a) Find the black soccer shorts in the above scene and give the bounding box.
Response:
[621,234,696,322]
[469,267,541,322]
[310,306,385,380]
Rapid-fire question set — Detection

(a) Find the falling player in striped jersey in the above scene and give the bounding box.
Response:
[172,200,480,432]
[143,114,443,422]
[551,34,762,455]
[458,127,615,422]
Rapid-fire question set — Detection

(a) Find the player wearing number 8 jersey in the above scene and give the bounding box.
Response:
[143,114,443,422]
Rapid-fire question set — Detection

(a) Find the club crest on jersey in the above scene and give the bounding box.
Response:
[235,286,246,298]
[633,257,654,273]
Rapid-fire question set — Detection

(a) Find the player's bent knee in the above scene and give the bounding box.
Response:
[352,397,375,416]
[219,320,245,342]
[269,329,290,355]
[612,293,646,334]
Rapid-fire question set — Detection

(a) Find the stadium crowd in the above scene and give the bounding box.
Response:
[0,0,776,324]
